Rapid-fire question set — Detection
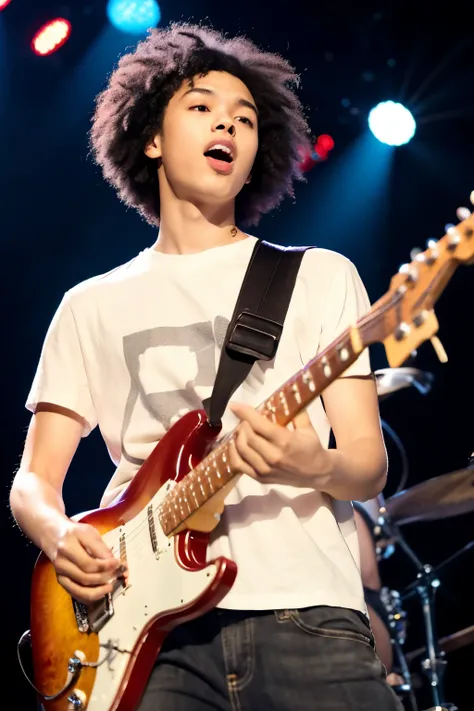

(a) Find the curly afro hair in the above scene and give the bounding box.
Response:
[89,22,311,228]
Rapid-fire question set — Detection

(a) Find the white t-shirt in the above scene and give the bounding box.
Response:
[26,236,372,613]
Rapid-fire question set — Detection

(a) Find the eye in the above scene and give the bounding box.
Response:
[190,105,209,112]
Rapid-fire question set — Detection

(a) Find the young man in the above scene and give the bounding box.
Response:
[10,22,403,711]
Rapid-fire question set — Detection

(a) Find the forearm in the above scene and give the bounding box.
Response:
[10,471,69,558]
[318,437,387,502]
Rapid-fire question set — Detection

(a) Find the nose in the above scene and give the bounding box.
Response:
[213,119,236,137]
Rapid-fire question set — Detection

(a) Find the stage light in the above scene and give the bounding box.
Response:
[298,134,335,172]
[107,0,161,35]
[315,134,335,157]
[368,101,416,146]
[0,0,12,10]
[31,18,71,56]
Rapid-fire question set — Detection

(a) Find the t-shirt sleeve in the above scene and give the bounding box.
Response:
[25,293,98,436]
[318,255,372,378]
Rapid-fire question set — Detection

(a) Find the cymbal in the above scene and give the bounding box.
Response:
[385,465,474,524]
[406,625,474,662]
[374,367,434,399]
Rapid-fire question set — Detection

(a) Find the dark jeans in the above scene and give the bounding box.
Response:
[138,605,404,710]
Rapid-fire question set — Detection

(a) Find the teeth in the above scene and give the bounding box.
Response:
[208,144,233,158]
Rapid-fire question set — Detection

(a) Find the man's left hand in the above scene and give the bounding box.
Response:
[229,402,331,488]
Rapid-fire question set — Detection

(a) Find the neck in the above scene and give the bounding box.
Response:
[153,180,246,255]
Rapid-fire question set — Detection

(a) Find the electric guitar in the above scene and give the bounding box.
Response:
[20,199,474,711]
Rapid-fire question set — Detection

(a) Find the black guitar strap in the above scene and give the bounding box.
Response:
[203,239,312,428]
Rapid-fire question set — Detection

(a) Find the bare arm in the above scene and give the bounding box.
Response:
[10,403,82,554]
[321,375,388,502]
[10,404,122,602]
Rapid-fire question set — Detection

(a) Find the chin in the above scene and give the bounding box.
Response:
[187,181,243,205]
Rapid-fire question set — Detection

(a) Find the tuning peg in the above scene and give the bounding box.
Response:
[456,206,471,221]
[423,238,439,265]
[430,336,448,363]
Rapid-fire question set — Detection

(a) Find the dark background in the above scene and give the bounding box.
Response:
[1,0,473,709]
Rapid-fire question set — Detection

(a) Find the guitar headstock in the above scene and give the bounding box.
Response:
[360,193,474,367]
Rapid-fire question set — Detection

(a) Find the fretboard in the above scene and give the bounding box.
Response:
[156,208,474,535]
[158,325,363,536]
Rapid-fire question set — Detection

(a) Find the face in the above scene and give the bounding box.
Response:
[145,71,259,209]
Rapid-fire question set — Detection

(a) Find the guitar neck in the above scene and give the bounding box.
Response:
[158,324,366,536]
[155,202,474,535]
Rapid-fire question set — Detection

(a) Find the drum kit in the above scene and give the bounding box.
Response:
[359,367,474,711]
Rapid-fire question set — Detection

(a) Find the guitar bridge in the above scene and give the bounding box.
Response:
[73,578,123,634]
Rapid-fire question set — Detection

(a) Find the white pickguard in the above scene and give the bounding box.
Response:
[79,481,219,711]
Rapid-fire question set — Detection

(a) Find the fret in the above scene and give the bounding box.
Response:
[278,390,289,416]
[302,369,316,391]
[195,474,205,498]
[213,457,222,479]
[217,447,233,483]
[337,343,351,362]
[263,398,278,422]
[291,381,302,404]
[266,399,277,413]
[188,481,200,508]
[321,356,332,379]
[177,497,186,519]
[220,449,233,478]
[206,471,215,494]
[181,494,192,515]
[176,482,195,516]
[170,507,179,529]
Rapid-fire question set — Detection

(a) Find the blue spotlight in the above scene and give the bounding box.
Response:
[368,101,416,146]
[107,0,161,35]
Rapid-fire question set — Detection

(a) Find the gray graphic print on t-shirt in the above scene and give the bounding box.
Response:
[120,316,229,465]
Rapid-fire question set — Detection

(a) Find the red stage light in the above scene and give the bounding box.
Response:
[298,134,336,172]
[0,0,12,11]
[31,18,71,56]
[317,134,335,152]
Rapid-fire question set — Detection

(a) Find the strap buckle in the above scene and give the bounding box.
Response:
[227,311,282,361]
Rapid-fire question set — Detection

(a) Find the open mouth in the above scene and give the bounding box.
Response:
[204,148,233,163]
[203,145,235,174]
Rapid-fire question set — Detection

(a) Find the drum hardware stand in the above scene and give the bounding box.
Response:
[375,510,473,711]
[392,640,419,711]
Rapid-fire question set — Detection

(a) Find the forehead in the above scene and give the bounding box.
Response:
[176,71,255,103]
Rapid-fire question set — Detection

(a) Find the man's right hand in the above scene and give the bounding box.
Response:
[49,520,124,604]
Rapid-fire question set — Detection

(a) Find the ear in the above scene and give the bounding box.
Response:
[144,134,162,159]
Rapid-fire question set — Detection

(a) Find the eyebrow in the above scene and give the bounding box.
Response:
[181,87,259,117]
